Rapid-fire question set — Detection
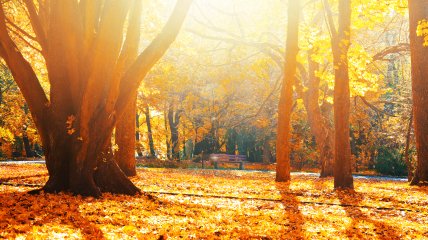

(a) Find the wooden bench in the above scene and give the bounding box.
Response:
[210,154,247,170]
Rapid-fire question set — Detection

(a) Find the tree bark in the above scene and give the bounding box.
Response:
[115,93,137,177]
[325,0,354,189]
[275,0,300,182]
[409,0,428,185]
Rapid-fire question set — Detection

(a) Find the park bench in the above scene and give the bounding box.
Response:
[209,154,247,170]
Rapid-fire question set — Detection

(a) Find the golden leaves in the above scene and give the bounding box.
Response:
[1,164,428,239]
[417,19,428,47]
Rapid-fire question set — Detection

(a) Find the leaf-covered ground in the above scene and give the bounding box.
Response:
[0,163,427,239]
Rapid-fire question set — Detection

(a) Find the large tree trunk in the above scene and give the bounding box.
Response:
[409,0,428,185]
[327,0,354,189]
[115,92,137,177]
[144,105,156,157]
[0,0,193,197]
[275,0,300,182]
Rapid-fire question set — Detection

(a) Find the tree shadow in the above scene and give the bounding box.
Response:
[276,182,306,239]
[336,190,402,240]
[0,191,104,239]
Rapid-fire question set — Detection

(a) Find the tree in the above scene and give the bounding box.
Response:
[0,0,193,197]
[275,0,300,182]
[324,0,354,188]
[296,50,335,177]
[409,0,428,185]
[143,105,156,158]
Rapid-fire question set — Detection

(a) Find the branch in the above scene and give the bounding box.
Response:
[6,24,41,53]
[357,95,396,117]
[371,43,410,61]
[23,0,47,49]
[322,0,337,41]
[115,0,193,115]
[0,4,50,130]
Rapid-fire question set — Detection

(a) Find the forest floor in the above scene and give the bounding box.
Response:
[0,163,427,239]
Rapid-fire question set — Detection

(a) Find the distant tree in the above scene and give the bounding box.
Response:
[275,0,300,182]
[0,0,192,196]
[409,0,428,185]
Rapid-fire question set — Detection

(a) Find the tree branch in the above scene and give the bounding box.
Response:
[0,4,50,131]
[115,0,193,116]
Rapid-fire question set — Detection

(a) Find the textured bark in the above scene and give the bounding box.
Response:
[275,0,300,182]
[144,105,156,157]
[325,0,354,189]
[409,0,428,185]
[0,0,193,196]
[115,93,137,177]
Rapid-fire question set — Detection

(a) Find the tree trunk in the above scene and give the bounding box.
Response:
[168,106,181,160]
[263,138,271,164]
[115,92,137,177]
[329,0,354,189]
[299,52,334,177]
[38,111,140,197]
[22,130,34,158]
[136,112,143,157]
[144,105,156,157]
[164,110,171,160]
[275,0,300,182]
[409,0,428,185]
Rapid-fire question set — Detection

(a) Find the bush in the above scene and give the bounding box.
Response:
[375,147,407,176]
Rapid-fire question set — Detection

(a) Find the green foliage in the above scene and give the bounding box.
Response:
[374,147,407,176]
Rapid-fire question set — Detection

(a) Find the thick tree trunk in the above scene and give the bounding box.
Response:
[37,113,140,197]
[409,0,428,185]
[275,0,300,182]
[144,105,156,157]
[115,93,137,177]
[330,0,354,189]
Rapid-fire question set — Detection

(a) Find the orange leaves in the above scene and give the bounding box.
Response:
[1,164,428,239]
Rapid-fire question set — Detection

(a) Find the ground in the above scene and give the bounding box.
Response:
[0,163,427,239]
